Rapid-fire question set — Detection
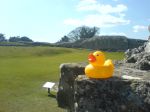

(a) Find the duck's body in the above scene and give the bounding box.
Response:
[85,51,114,79]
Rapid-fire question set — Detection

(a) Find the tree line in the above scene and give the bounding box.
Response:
[1,26,100,43]
[59,26,100,43]
[0,33,33,42]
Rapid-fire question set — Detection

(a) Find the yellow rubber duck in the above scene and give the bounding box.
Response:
[85,51,114,79]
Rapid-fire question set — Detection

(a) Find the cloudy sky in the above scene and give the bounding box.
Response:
[0,0,150,43]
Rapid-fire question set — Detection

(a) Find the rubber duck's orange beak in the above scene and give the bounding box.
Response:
[88,53,96,62]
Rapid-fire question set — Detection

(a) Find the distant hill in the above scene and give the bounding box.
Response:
[56,36,147,51]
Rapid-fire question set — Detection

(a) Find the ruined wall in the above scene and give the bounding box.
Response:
[125,38,150,70]
[56,36,146,51]
[57,62,150,112]
[75,75,150,112]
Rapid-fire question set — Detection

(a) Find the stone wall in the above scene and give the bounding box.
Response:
[57,62,150,112]
[75,75,150,112]
[80,36,128,51]
[56,36,146,51]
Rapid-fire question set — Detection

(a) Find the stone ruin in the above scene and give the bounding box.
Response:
[56,27,150,112]
[57,62,150,112]
[125,37,150,70]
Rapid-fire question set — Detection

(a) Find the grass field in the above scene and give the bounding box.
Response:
[0,46,124,112]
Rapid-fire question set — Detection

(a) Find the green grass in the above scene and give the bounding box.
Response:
[0,46,124,112]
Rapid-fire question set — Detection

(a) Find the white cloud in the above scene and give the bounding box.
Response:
[64,0,130,27]
[133,25,147,32]
[99,4,127,14]
[64,14,130,27]
[77,0,127,14]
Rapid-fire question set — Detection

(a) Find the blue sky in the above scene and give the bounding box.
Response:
[0,0,150,43]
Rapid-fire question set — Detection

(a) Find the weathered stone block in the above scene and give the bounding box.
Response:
[74,75,150,112]
[57,63,86,110]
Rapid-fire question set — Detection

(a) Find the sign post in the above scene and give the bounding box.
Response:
[43,82,55,96]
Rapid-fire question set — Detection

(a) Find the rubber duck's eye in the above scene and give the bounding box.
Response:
[96,54,99,56]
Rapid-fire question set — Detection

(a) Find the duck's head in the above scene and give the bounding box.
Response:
[88,51,105,66]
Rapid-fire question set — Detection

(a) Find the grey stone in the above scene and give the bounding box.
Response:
[57,63,86,110]
[135,53,150,70]
[145,37,150,52]
[125,38,150,70]
[75,75,150,112]
[57,62,150,112]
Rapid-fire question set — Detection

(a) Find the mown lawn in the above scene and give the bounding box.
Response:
[0,46,124,112]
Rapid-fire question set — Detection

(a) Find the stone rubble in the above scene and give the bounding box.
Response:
[125,37,150,70]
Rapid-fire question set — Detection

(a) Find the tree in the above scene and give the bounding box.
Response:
[9,36,21,42]
[59,35,70,43]
[9,36,33,42]
[0,33,6,42]
[20,36,33,42]
[67,26,100,41]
